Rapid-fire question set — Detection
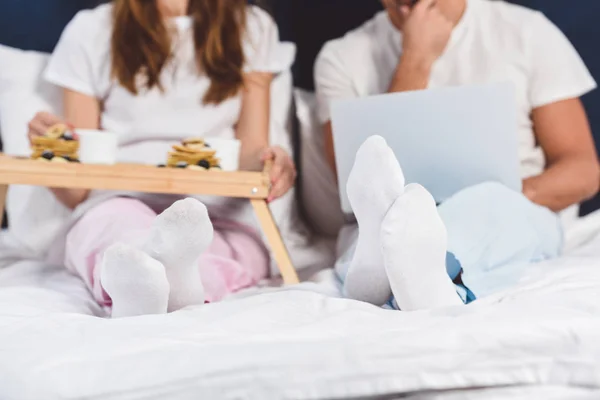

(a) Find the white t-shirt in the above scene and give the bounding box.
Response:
[46,3,295,167]
[315,0,596,190]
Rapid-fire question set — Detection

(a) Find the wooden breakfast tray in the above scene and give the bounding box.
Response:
[0,154,299,284]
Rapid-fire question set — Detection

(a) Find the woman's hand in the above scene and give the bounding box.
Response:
[27,112,67,144]
[27,111,90,209]
[261,146,297,202]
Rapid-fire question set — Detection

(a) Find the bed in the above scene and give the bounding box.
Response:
[1,212,600,400]
[2,1,600,399]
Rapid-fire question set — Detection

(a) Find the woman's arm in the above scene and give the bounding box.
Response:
[51,89,101,209]
[236,72,272,171]
[323,122,338,178]
[236,72,296,201]
[524,98,600,212]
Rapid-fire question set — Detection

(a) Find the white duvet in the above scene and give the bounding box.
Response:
[1,217,600,400]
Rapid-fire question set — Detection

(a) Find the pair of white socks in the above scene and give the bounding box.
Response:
[344,136,463,311]
[100,198,213,318]
[102,136,462,317]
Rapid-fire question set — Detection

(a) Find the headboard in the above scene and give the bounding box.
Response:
[274,1,384,91]
[0,0,106,53]
[0,0,266,53]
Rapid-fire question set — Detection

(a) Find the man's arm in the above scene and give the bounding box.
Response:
[386,0,453,93]
[52,88,98,209]
[323,121,338,177]
[321,0,453,178]
[387,56,432,93]
[523,98,600,211]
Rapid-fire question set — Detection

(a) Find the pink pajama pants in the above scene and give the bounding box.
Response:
[64,197,270,305]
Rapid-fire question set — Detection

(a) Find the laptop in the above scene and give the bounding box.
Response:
[331,82,521,215]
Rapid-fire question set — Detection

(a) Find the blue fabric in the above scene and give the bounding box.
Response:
[336,182,562,306]
[439,182,563,299]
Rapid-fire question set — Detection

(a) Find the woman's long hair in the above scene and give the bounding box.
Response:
[111,0,248,104]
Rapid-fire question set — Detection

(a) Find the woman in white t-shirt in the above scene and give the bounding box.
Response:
[316,0,600,310]
[27,0,296,318]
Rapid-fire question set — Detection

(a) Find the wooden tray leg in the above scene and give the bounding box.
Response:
[251,199,299,285]
[0,184,7,227]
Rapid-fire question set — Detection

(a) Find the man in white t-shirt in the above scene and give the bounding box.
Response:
[314,0,600,310]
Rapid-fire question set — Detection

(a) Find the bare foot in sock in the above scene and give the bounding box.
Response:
[381,184,463,311]
[100,243,170,318]
[142,198,213,312]
[345,135,406,305]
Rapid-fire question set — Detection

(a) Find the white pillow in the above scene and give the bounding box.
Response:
[295,89,344,238]
[0,45,71,257]
[264,71,321,272]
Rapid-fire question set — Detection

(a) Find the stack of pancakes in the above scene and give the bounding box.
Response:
[166,138,221,170]
[31,124,79,163]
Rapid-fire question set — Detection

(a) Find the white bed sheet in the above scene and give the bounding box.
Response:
[2,215,600,400]
[404,386,600,400]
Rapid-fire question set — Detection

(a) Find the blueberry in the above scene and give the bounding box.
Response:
[41,150,54,160]
[157,164,166,168]
[61,132,74,141]
[197,159,210,169]
[176,161,188,169]
[204,143,211,148]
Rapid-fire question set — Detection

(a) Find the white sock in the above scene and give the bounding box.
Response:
[381,184,463,311]
[142,198,213,312]
[100,243,170,318]
[345,135,406,305]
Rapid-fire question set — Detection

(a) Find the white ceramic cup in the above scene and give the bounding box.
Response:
[76,129,119,165]
[203,138,241,171]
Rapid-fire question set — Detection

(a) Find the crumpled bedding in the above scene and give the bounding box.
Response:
[1,213,600,400]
